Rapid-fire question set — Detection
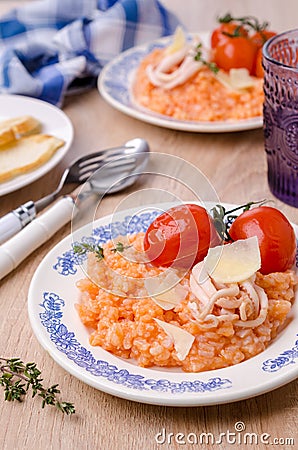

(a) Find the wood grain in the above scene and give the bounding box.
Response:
[0,2,297,450]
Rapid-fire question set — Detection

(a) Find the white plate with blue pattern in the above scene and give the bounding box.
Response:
[28,205,298,406]
[98,33,263,134]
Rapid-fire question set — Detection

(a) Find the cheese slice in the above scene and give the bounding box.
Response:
[0,127,16,147]
[151,284,188,310]
[154,318,195,361]
[145,271,187,310]
[216,68,258,91]
[204,236,261,283]
[0,115,41,148]
[165,26,186,55]
[0,134,64,182]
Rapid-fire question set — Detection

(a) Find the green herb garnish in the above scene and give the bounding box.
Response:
[194,44,219,74]
[218,13,269,33]
[73,242,104,261]
[111,242,132,253]
[210,200,267,241]
[0,358,75,415]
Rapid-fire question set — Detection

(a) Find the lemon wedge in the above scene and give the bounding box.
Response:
[204,236,261,283]
[165,26,186,55]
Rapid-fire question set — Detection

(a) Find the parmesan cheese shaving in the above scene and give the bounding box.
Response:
[164,26,186,55]
[151,284,188,310]
[154,318,195,361]
[204,236,261,283]
[144,271,187,310]
[215,68,259,91]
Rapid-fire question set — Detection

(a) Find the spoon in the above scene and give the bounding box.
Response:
[0,138,150,280]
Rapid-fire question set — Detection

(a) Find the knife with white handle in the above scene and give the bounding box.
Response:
[0,197,75,281]
[0,201,36,245]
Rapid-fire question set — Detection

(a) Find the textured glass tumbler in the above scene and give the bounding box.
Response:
[263,29,298,208]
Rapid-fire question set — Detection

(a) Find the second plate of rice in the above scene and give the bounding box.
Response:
[98,33,263,133]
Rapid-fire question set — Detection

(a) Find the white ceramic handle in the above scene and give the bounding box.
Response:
[0,196,75,280]
[0,200,36,244]
[0,212,23,245]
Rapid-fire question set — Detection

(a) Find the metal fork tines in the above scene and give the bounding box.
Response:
[0,138,150,245]
[66,146,135,183]
[71,150,137,183]
[35,139,148,212]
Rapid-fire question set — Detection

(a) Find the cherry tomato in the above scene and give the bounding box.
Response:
[144,204,220,269]
[212,36,258,74]
[250,30,277,48]
[211,23,248,48]
[229,206,297,275]
[251,31,277,77]
[254,47,264,78]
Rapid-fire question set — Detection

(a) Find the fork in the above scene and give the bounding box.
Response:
[0,138,146,244]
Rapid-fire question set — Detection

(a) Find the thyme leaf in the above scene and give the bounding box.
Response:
[73,242,104,261]
[110,242,132,253]
[74,240,132,259]
[194,43,219,74]
[0,358,75,415]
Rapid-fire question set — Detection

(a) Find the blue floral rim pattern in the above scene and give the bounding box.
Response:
[39,292,232,394]
[53,211,160,276]
[262,335,298,372]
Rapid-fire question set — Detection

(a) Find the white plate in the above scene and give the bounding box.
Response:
[28,203,298,406]
[98,33,263,133]
[0,94,74,196]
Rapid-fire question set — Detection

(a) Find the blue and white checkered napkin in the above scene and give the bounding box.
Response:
[0,0,181,106]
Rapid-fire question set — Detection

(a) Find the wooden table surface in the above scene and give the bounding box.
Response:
[1,2,297,449]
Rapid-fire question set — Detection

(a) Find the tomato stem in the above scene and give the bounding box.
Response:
[224,199,267,215]
[221,26,245,38]
[217,13,269,33]
[211,200,267,242]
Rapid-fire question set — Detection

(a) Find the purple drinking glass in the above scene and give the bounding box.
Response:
[263,29,298,207]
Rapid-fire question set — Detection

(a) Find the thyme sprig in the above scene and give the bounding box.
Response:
[218,13,269,33]
[110,242,132,253]
[73,241,132,259]
[194,43,219,74]
[0,358,75,415]
[211,200,267,241]
[73,242,104,260]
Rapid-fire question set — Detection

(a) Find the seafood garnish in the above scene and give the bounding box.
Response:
[189,260,269,328]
